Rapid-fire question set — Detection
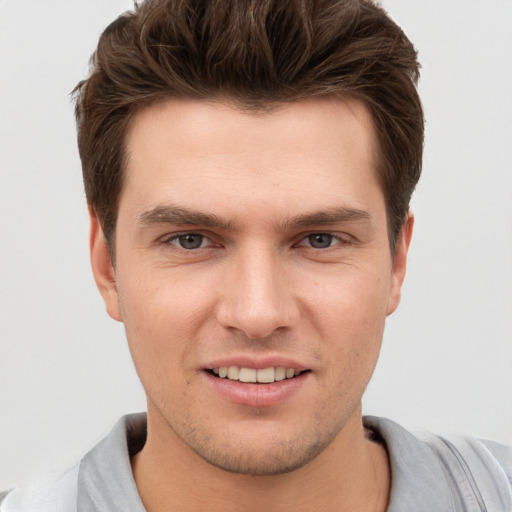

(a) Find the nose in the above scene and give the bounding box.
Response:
[216,244,299,339]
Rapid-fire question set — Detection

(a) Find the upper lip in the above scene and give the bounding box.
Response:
[203,355,308,371]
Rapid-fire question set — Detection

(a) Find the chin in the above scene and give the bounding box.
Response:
[189,437,328,476]
[167,415,342,476]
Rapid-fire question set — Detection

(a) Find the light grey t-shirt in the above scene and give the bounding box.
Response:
[2,413,512,511]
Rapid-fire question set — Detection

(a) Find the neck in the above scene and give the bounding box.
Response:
[132,406,390,512]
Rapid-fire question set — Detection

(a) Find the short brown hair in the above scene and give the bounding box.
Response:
[74,0,423,251]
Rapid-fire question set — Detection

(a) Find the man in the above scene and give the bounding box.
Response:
[1,0,511,511]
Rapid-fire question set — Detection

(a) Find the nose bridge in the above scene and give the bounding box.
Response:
[217,241,297,338]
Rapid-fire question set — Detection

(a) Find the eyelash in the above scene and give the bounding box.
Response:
[163,233,214,250]
[161,232,351,251]
[295,233,350,250]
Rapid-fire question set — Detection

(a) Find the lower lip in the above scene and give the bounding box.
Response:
[204,371,309,407]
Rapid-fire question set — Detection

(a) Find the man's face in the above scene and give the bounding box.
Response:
[91,97,411,475]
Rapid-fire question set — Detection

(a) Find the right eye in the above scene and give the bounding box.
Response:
[304,233,336,249]
[167,233,210,250]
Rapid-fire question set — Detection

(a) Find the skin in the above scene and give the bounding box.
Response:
[90,97,413,512]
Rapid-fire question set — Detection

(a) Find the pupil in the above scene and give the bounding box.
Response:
[179,234,203,249]
[309,233,332,249]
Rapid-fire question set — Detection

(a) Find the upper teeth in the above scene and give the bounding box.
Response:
[212,366,300,383]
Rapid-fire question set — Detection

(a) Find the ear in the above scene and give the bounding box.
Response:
[386,213,414,316]
[89,210,123,322]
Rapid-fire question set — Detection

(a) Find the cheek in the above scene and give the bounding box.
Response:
[307,263,391,332]
[116,269,215,381]
[307,267,390,377]
[119,262,214,326]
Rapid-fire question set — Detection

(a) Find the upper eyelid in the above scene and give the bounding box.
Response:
[162,233,216,251]
[160,230,213,241]
[295,231,352,241]
[157,230,352,246]
[292,233,352,250]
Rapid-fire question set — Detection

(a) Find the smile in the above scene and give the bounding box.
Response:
[209,366,306,383]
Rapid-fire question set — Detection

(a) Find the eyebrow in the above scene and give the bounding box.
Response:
[138,204,371,232]
[278,206,372,230]
[138,205,239,231]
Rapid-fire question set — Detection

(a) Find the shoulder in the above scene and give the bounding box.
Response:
[364,416,512,512]
[420,433,512,511]
[0,464,79,512]
[479,438,512,484]
[419,432,512,484]
[0,413,146,512]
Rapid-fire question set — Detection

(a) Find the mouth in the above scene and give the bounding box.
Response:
[206,366,310,384]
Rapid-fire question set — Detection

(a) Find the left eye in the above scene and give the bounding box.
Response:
[169,233,208,250]
[302,233,337,249]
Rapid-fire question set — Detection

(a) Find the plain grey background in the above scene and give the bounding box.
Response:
[1,0,511,490]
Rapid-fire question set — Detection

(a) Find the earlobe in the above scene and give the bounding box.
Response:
[386,213,414,316]
[89,211,123,322]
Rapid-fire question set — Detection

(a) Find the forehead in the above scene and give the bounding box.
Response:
[121,97,382,223]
